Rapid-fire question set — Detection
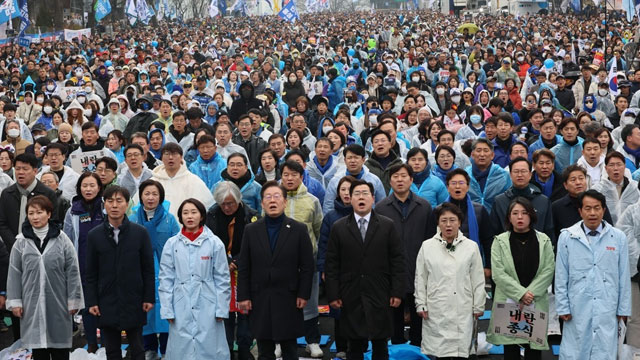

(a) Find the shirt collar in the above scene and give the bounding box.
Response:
[354,211,371,224]
[583,221,604,236]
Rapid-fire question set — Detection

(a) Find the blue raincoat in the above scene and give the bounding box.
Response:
[129,201,180,336]
[551,137,584,174]
[465,163,512,212]
[409,167,448,208]
[158,226,231,360]
[204,101,218,125]
[555,221,632,360]
[188,153,227,191]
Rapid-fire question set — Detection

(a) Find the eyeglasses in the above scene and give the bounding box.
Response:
[352,191,371,197]
[264,193,283,201]
[448,181,467,187]
[126,153,142,158]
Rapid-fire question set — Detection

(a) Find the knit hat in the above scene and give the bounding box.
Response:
[58,123,73,134]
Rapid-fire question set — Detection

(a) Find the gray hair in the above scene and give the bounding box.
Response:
[213,181,242,205]
[41,171,60,183]
[471,138,494,152]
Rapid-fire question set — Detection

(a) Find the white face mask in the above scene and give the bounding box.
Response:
[386,58,393,64]
[289,76,296,83]
[84,86,92,93]
[43,106,53,114]
[411,76,420,82]
[46,84,55,91]
[83,108,92,117]
[322,126,333,135]
[622,116,636,125]
[598,89,609,97]
[436,88,445,95]
[36,97,44,104]
[77,96,86,104]
[7,129,19,138]
[451,95,461,104]
[541,106,552,113]
[517,56,524,62]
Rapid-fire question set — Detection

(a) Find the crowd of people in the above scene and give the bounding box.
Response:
[0,7,635,360]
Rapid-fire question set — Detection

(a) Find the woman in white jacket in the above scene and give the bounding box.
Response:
[414,202,486,359]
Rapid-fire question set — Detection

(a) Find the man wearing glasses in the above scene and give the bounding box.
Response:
[237,181,314,360]
[37,142,79,201]
[117,144,153,198]
[490,157,555,242]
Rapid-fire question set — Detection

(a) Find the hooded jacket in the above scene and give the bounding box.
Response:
[229,81,264,124]
[102,98,129,132]
[148,162,215,218]
[16,91,42,126]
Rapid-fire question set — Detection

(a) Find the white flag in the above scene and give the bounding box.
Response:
[209,0,219,16]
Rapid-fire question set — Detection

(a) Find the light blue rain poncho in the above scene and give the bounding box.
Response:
[188,152,227,191]
[551,137,584,174]
[129,201,180,337]
[159,225,231,360]
[555,221,632,360]
[464,163,512,213]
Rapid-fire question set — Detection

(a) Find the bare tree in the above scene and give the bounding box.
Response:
[171,0,189,19]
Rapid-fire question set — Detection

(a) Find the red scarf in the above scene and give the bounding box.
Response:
[182,227,204,242]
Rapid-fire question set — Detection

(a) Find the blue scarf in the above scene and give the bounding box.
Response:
[433,164,457,182]
[313,155,333,174]
[623,144,640,167]
[413,163,432,188]
[348,167,365,179]
[134,201,169,253]
[447,194,483,265]
[535,172,554,198]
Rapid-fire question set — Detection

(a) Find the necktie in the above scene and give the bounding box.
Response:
[358,218,367,242]
[588,230,599,237]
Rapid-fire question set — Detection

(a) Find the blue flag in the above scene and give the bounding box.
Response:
[95,0,112,22]
[218,0,227,15]
[278,0,299,22]
[570,0,580,12]
[0,0,20,24]
[18,0,28,36]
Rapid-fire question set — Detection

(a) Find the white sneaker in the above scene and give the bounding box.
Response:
[336,351,347,359]
[274,343,282,358]
[144,350,159,360]
[306,343,324,358]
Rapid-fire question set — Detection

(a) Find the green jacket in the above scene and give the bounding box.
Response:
[487,230,555,350]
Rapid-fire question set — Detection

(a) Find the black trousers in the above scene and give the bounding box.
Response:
[391,293,422,346]
[257,339,298,360]
[504,344,542,360]
[31,348,69,360]
[347,339,388,360]
[101,326,144,360]
[333,319,348,352]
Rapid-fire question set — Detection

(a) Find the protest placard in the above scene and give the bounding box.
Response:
[492,302,548,345]
[69,149,106,174]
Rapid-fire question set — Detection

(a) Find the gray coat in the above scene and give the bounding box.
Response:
[6,223,83,349]
[117,168,154,199]
[490,185,555,243]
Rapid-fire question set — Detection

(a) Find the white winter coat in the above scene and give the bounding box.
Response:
[414,230,486,358]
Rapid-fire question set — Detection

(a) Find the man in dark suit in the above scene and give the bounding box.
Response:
[325,179,405,360]
[85,186,155,360]
[237,180,314,360]
[375,163,435,347]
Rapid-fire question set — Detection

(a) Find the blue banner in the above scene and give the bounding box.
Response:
[95,0,112,22]
[18,0,28,36]
[0,0,19,24]
[17,36,29,47]
[218,0,227,15]
[278,0,298,22]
